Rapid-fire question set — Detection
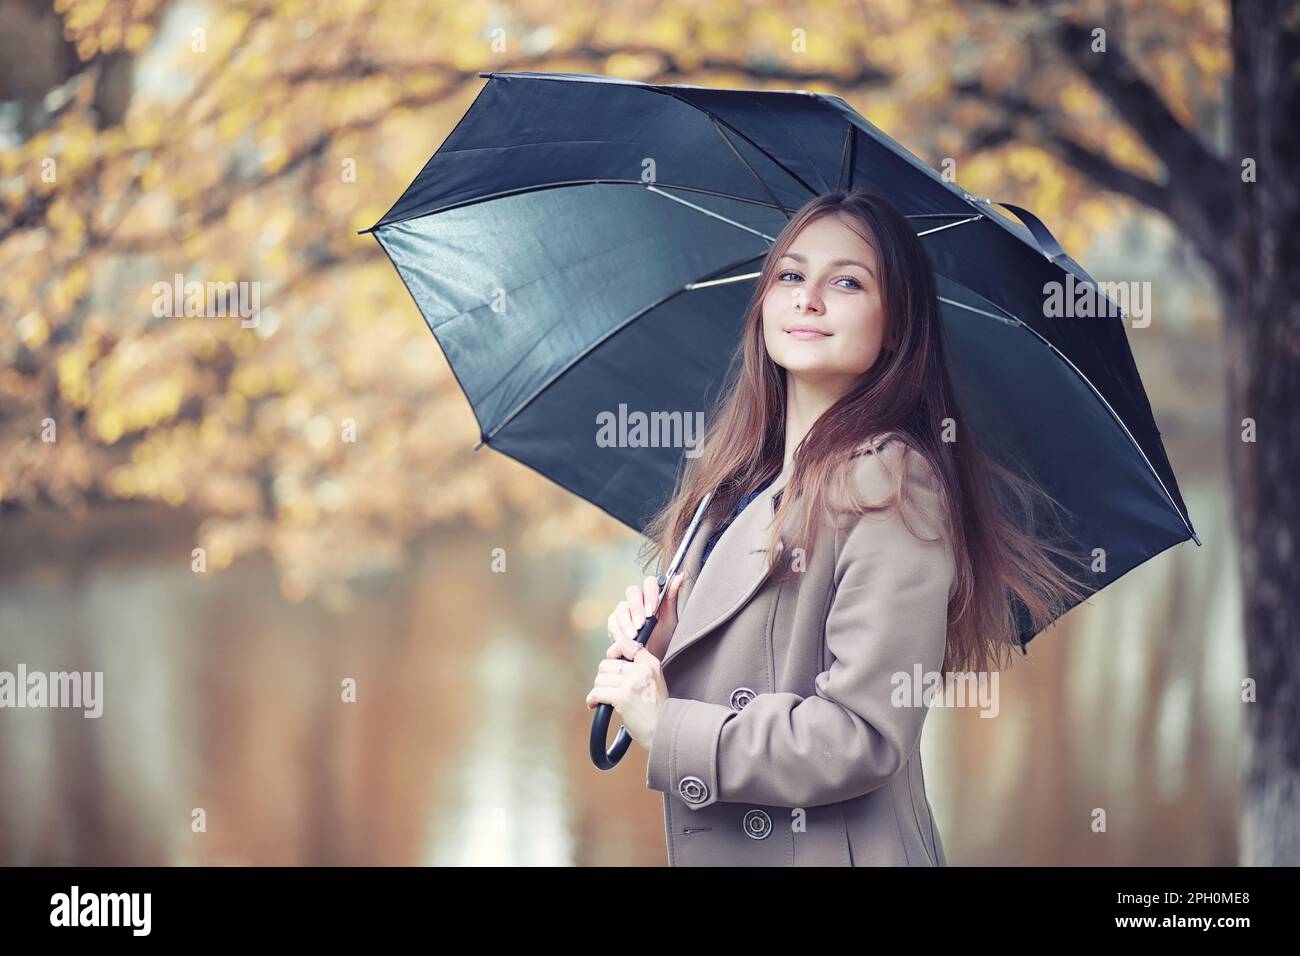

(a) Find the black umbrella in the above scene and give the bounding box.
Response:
[361,70,1199,770]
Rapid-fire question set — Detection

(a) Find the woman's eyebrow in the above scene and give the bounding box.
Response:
[779,252,874,276]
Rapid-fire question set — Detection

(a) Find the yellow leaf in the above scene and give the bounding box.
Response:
[125,23,152,52]
[17,312,50,348]
[97,409,125,444]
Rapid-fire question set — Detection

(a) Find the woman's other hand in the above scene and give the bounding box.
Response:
[586,637,670,751]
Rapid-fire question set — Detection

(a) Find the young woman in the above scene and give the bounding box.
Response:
[585,189,1091,866]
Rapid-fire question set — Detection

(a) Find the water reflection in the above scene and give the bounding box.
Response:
[0,465,1240,865]
[423,627,574,865]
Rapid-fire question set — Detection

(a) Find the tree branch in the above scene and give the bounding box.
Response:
[952,80,1173,213]
[1045,131,1173,214]
[1053,20,1227,183]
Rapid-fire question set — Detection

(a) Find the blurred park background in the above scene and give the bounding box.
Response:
[0,0,1278,864]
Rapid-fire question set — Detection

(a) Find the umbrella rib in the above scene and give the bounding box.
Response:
[1013,320,1201,546]
[649,87,823,199]
[476,249,768,449]
[835,124,852,190]
[746,95,835,193]
[935,274,1197,543]
[362,181,801,233]
[708,119,791,217]
[916,215,984,237]
[687,272,760,290]
[940,296,1201,546]
[937,294,1021,327]
[846,125,857,189]
[645,185,778,242]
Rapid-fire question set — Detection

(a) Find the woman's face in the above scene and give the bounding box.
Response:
[761,213,888,393]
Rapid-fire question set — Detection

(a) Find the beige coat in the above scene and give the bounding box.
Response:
[644,432,956,866]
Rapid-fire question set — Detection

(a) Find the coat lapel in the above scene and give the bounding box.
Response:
[660,456,797,672]
[657,433,894,673]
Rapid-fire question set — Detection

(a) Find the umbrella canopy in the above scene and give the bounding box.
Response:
[362,70,1199,648]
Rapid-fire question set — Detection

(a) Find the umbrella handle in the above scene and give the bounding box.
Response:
[589,610,659,770]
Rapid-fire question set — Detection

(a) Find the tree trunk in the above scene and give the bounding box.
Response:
[1229,0,1300,866]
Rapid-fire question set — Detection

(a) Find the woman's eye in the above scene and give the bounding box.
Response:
[777,270,861,290]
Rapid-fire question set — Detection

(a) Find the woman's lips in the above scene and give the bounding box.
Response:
[785,328,831,340]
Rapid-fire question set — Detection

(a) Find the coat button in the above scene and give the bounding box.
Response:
[742,809,772,840]
[729,687,757,711]
[678,775,709,805]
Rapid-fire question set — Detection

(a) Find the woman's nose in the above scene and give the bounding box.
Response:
[793,287,823,313]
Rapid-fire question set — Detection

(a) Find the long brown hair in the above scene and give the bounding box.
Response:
[639,188,1094,675]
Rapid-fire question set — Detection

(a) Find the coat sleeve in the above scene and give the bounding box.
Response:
[646,445,955,809]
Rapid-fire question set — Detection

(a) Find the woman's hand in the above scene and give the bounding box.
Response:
[586,635,672,752]
[606,573,685,658]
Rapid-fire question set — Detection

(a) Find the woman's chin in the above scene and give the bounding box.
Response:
[772,352,838,375]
